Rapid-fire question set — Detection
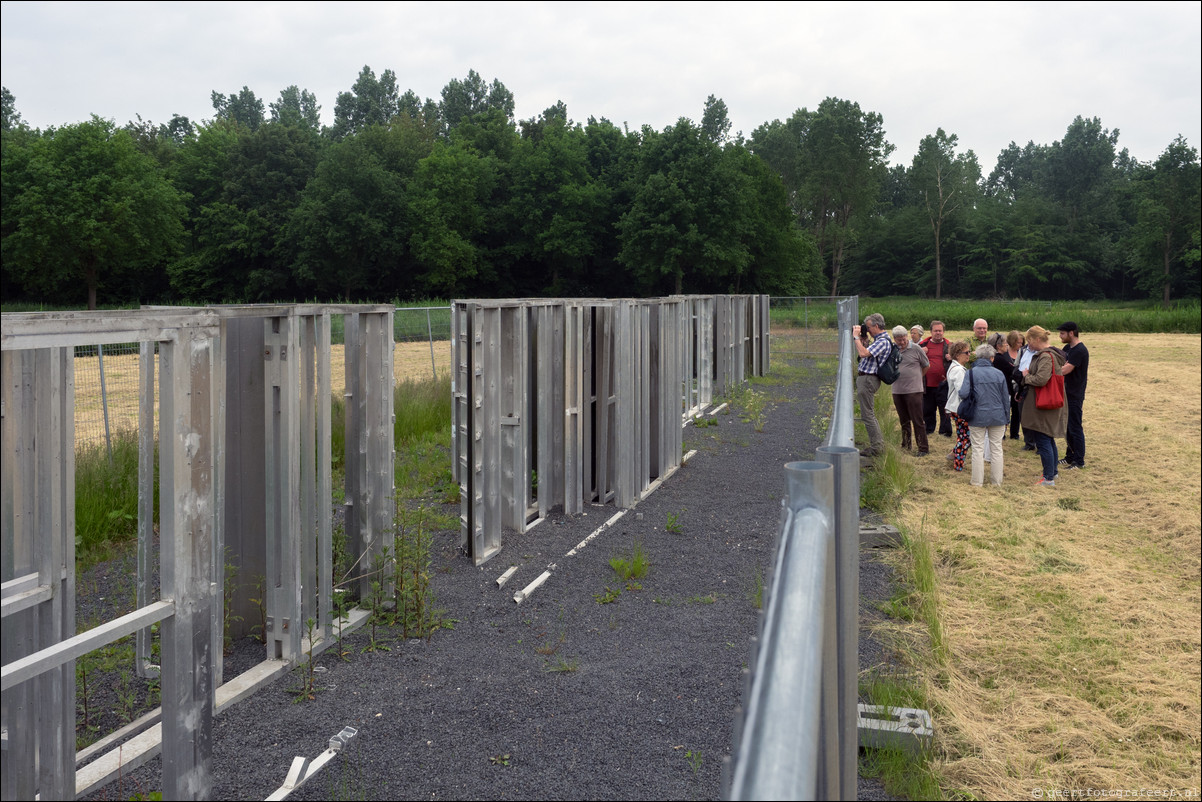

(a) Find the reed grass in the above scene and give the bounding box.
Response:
[74,429,153,570]
[771,297,1201,334]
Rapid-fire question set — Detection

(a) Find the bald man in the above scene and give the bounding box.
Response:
[968,318,990,366]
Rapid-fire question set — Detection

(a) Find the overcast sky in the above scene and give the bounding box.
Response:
[2,1,1199,170]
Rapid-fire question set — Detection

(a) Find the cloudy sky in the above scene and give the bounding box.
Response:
[2,1,1199,170]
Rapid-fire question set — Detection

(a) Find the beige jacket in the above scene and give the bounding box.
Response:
[1021,347,1068,438]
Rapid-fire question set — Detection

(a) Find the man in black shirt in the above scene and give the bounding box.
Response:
[1057,322,1089,469]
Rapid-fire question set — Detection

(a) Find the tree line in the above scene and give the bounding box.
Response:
[2,68,1197,309]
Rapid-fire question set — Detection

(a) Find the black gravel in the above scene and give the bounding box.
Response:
[78,356,906,801]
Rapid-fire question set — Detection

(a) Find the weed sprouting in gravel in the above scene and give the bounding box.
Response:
[594,586,621,604]
[609,539,650,581]
[543,656,580,673]
[685,748,703,777]
[293,616,319,702]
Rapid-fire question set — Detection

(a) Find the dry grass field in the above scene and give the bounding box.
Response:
[875,332,1201,798]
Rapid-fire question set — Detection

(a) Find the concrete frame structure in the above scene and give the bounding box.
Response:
[0,304,394,801]
[452,295,769,566]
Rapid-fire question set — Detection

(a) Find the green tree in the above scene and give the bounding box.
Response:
[618,120,723,294]
[2,86,24,133]
[985,140,1047,202]
[439,70,515,135]
[751,97,893,294]
[407,140,499,297]
[289,116,438,299]
[123,113,195,168]
[2,116,185,308]
[731,146,825,295]
[211,86,265,131]
[503,107,603,294]
[700,95,732,145]
[164,120,242,300]
[168,119,319,301]
[330,66,400,140]
[1126,136,1201,302]
[908,128,981,298]
[270,85,322,132]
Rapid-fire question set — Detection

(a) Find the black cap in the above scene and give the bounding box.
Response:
[1057,321,1079,334]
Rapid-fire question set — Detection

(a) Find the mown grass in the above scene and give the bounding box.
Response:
[859,333,1202,798]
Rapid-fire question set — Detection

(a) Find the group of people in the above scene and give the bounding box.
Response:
[853,314,1090,488]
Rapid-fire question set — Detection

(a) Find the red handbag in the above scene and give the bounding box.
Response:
[1034,353,1065,410]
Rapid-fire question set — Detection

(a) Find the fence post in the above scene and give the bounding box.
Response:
[817,444,860,799]
[98,344,113,466]
[426,307,436,380]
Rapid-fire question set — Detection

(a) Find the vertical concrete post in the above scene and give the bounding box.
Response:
[33,347,74,800]
[159,331,215,801]
[563,304,582,515]
[264,314,301,662]
[299,316,318,631]
[364,311,395,585]
[137,342,157,678]
[343,314,366,598]
[1,350,36,801]
[453,303,471,551]
[316,312,333,633]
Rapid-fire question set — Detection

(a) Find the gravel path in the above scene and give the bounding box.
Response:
[79,355,903,801]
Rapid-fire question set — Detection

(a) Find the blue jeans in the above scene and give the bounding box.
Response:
[1064,393,1085,466]
[1031,431,1059,481]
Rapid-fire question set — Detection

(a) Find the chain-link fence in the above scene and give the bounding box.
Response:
[770,296,844,358]
[73,343,147,453]
[391,306,452,381]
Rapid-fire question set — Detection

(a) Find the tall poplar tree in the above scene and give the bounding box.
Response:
[909,128,981,298]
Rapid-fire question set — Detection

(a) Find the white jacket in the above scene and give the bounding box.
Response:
[945,362,966,415]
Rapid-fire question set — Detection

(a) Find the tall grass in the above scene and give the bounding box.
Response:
[324,301,452,345]
[771,297,1202,333]
[394,374,452,445]
[75,430,153,570]
[864,297,1199,334]
[330,373,455,503]
[329,373,452,456]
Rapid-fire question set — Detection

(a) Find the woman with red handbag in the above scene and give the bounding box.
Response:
[1020,325,1068,487]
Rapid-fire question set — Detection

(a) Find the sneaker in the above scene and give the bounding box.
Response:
[1061,463,1080,470]
[1057,458,1070,466]
[859,449,878,458]
[1036,477,1056,487]
[1022,444,1036,451]
[915,451,929,458]
[945,452,955,461]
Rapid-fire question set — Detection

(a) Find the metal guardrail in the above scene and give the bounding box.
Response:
[727,296,860,801]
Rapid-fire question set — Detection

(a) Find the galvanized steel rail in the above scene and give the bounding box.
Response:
[727,296,860,801]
